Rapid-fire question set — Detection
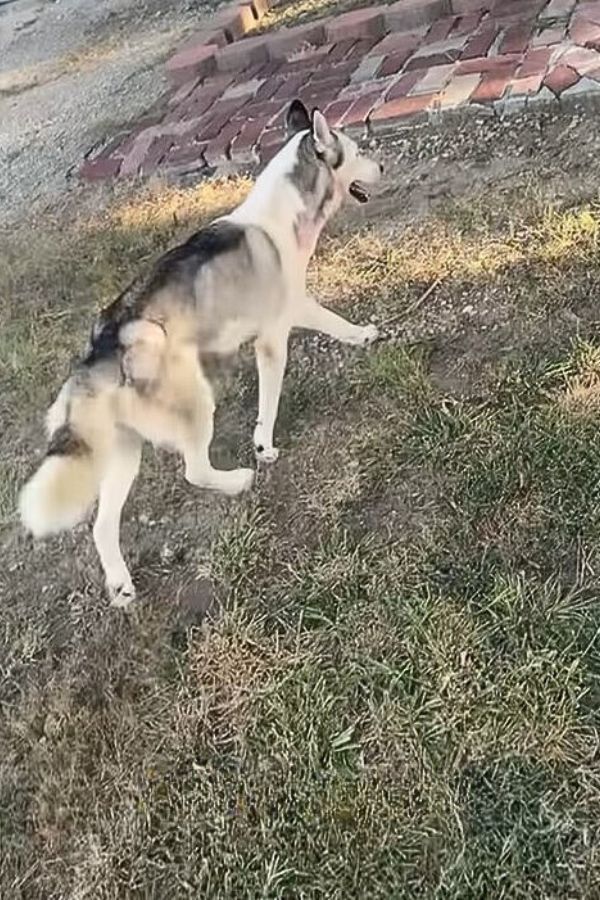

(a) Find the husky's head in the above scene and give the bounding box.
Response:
[286,98,382,208]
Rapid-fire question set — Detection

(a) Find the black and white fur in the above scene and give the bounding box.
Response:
[19,99,383,606]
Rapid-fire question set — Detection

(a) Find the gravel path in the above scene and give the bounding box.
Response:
[0,0,220,225]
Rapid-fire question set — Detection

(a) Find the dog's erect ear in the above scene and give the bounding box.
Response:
[311,109,333,153]
[286,99,311,135]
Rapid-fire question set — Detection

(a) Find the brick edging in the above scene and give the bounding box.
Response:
[166,0,447,85]
[81,0,600,182]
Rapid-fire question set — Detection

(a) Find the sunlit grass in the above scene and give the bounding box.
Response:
[253,0,394,34]
[312,201,600,314]
[106,177,252,233]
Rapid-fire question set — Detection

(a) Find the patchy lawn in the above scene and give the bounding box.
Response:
[3,112,600,897]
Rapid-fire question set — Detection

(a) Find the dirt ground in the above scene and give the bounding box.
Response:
[5,1,600,895]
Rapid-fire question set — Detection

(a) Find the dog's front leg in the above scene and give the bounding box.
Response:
[294,295,378,345]
[253,331,289,463]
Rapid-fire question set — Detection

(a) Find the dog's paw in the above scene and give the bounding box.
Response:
[108,580,136,608]
[186,466,254,495]
[217,467,255,496]
[253,425,279,464]
[346,323,379,346]
[254,444,280,464]
[357,323,379,346]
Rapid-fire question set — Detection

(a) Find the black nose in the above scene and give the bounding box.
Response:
[379,161,384,174]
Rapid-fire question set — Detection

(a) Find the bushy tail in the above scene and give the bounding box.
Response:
[19,381,117,537]
[19,316,167,537]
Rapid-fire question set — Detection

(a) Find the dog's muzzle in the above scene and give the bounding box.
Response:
[349,181,370,204]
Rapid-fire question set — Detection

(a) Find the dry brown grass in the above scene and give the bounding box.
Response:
[554,341,600,417]
[252,0,394,34]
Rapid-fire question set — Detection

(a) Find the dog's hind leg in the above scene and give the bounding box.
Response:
[120,347,254,498]
[295,295,378,346]
[253,330,289,463]
[93,427,142,608]
[180,361,254,496]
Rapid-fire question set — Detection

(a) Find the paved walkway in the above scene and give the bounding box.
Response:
[81,0,600,180]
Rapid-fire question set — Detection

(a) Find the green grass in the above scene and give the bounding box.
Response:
[5,168,600,897]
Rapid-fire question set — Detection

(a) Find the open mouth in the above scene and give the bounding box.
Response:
[349,181,370,204]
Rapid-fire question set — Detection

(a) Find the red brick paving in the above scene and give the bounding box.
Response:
[82,0,600,181]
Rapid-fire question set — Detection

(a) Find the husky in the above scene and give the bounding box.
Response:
[19,99,383,606]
